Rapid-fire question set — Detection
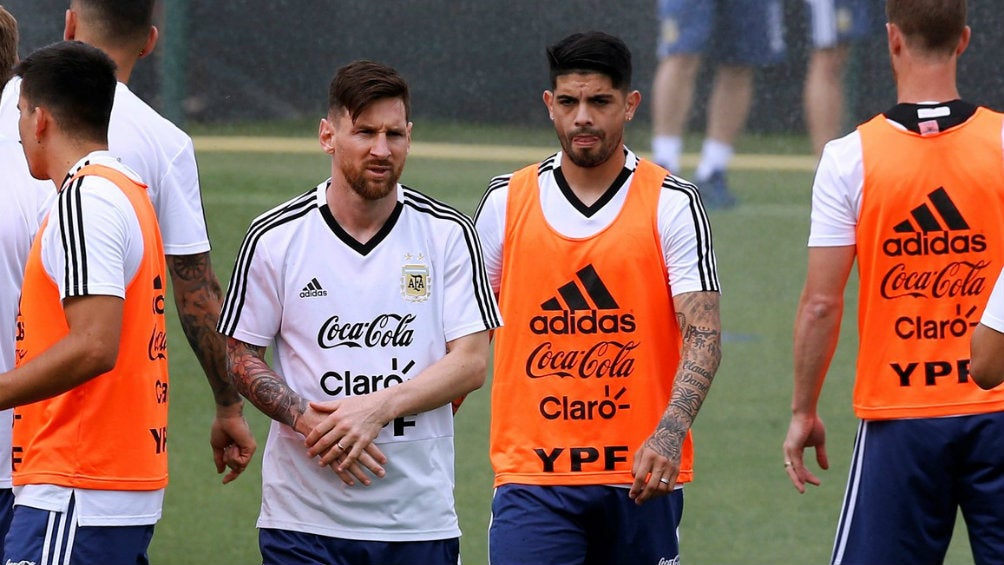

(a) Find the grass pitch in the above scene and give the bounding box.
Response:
[147,127,976,564]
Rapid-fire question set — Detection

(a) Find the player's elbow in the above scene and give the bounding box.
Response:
[970,325,1004,390]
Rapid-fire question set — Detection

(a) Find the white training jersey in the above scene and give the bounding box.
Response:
[14,152,164,526]
[474,148,720,296]
[0,140,54,489]
[218,181,501,541]
[0,77,209,255]
[808,113,1004,248]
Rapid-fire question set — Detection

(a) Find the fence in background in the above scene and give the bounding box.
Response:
[5,1,1003,134]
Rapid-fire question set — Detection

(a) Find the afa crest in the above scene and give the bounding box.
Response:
[401,253,430,302]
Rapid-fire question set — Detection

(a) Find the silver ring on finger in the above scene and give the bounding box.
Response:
[659,477,670,485]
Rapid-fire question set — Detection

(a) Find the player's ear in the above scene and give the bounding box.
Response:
[63,8,77,41]
[318,117,335,155]
[543,90,554,120]
[625,90,641,121]
[139,26,159,59]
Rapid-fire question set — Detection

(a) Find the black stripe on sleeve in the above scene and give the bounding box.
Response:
[218,189,317,335]
[403,187,502,331]
[661,174,720,292]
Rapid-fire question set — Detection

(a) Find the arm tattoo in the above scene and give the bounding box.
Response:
[651,291,722,456]
[168,252,242,407]
[226,338,307,429]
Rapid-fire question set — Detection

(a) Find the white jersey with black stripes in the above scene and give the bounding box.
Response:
[218,180,500,541]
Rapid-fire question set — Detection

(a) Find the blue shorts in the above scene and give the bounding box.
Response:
[0,489,12,560]
[656,0,786,65]
[489,484,683,565]
[805,0,879,49]
[259,528,460,565]
[832,413,1004,565]
[3,495,154,565]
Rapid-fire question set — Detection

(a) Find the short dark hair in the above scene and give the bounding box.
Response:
[15,41,117,143]
[546,31,632,91]
[0,5,17,82]
[887,0,967,55]
[73,0,154,47]
[328,60,410,123]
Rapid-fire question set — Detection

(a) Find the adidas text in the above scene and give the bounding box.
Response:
[530,310,636,335]
[883,231,986,257]
[300,289,328,298]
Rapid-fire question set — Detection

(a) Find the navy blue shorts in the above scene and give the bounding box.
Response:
[832,413,1004,565]
[656,0,786,65]
[0,488,12,560]
[259,528,459,565]
[489,484,683,565]
[805,0,879,49]
[3,495,154,565]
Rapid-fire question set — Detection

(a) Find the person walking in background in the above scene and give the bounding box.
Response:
[3,40,169,564]
[0,6,56,559]
[783,1,1004,563]
[476,31,722,564]
[218,60,500,565]
[803,0,879,157]
[0,0,257,483]
[650,0,785,209]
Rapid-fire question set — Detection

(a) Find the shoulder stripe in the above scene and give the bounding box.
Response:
[661,174,720,291]
[402,187,502,330]
[473,173,512,222]
[58,176,88,297]
[218,189,317,334]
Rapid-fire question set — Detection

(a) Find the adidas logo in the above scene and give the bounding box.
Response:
[299,277,328,298]
[531,265,635,335]
[883,187,986,257]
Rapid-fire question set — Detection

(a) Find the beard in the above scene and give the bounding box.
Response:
[343,160,401,201]
[558,127,619,168]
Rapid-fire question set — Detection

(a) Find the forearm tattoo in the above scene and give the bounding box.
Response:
[650,292,722,457]
[168,252,242,407]
[226,338,307,429]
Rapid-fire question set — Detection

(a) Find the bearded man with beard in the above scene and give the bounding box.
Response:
[218,59,501,565]
[474,31,723,565]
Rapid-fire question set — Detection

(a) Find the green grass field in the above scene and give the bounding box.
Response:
[146,126,978,564]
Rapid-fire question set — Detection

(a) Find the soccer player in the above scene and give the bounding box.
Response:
[650,0,786,208]
[0,7,54,560]
[783,1,1004,563]
[218,60,500,565]
[0,0,256,482]
[2,40,168,564]
[476,31,722,564]
[803,0,879,156]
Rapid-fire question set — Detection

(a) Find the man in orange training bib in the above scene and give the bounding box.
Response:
[783,1,1004,563]
[475,30,723,564]
[3,41,169,564]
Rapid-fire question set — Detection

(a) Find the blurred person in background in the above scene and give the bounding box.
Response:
[476,31,722,564]
[0,0,257,484]
[783,1,1004,563]
[803,0,880,157]
[650,0,785,209]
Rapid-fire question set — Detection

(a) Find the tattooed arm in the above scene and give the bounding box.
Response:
[168,252,256,484]
[225,337,386,486]
[629,290,722,504]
